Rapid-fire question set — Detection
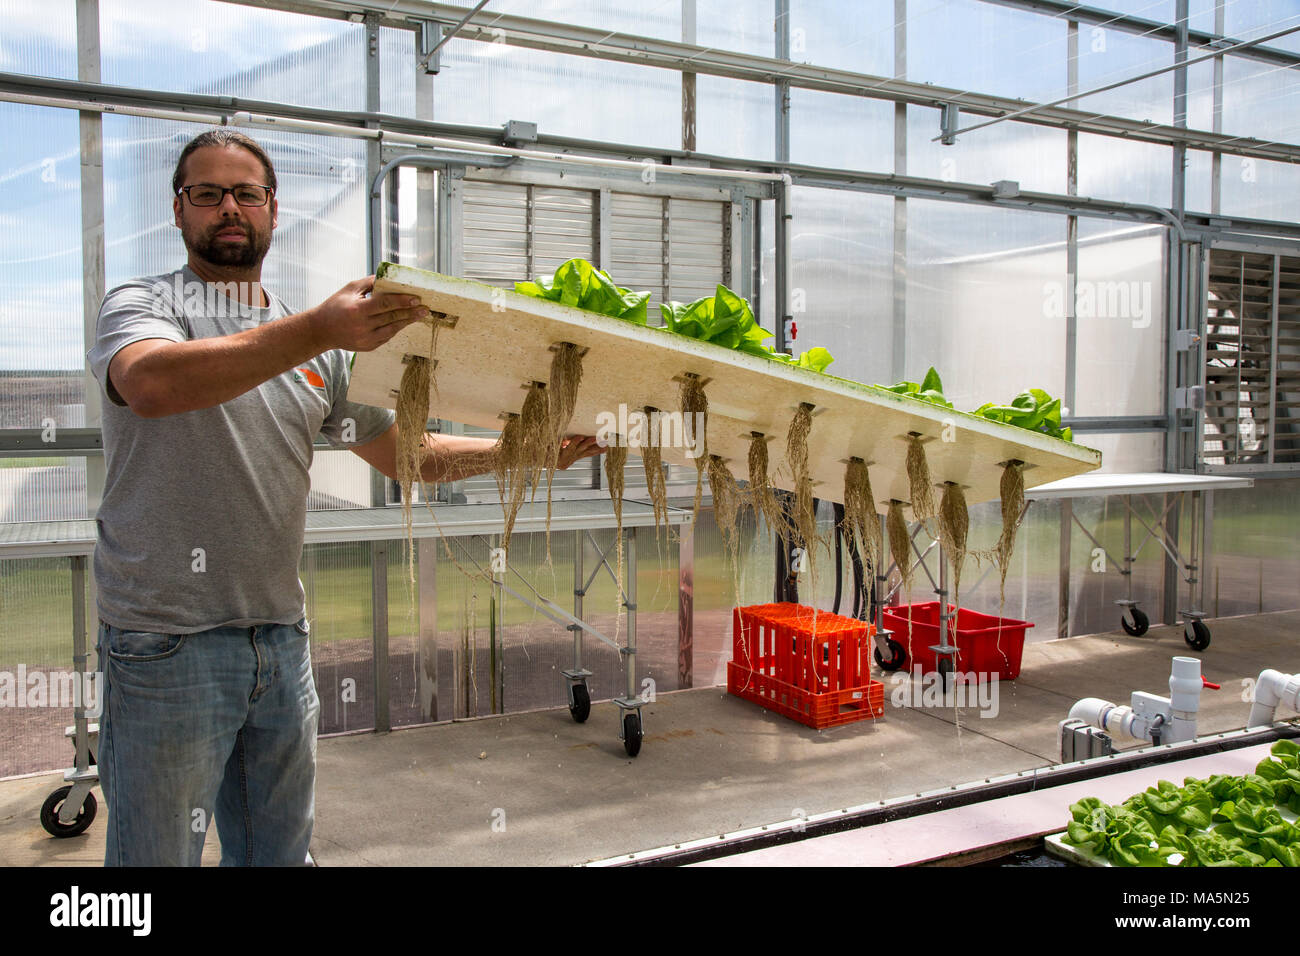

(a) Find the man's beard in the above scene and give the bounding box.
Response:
[182,216,272,269]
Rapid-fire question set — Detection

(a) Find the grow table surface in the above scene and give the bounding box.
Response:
[352,264,1102,512]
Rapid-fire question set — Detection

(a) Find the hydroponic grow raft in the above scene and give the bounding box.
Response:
[350,263,1102,510]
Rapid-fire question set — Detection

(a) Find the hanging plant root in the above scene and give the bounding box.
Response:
[887,499,912,602]
[905,433,938,525]
[542,343,585,558]
[640,406,669,542]
[786,404,818,555]
[938,481,970,606]
[680,374,709,528]
[843,457,882,581]
[747,432,781,538]
[995,460,1027,606]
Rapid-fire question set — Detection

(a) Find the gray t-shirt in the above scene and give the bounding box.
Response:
[87,265,396,633]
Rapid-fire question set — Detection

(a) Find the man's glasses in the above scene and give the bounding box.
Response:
[177,184,274,207]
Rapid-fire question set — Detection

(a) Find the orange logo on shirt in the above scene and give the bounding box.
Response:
[293,367,326,389]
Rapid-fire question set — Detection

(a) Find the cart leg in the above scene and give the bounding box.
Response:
[930,540,958,690]
[563,529,592,722]
[1117,496,1149,636]
[616,528,643,757]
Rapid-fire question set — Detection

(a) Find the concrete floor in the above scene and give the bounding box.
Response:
[2,610,1297,867]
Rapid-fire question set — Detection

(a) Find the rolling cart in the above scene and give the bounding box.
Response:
[1025,472,1253,649]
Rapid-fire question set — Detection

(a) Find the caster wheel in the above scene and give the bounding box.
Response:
[1121,607,1149,637]
[568,683,590,723]
[41,786,95,838]
[622,712,643,758]
[1184,620,1211,652]
[938,657,954,690]
[873,638,907,672]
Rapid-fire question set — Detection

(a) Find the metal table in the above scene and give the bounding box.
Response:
[1025,472,1254,649]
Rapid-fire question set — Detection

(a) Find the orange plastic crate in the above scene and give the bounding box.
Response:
[730,604,884,729]
[727,662,885,730]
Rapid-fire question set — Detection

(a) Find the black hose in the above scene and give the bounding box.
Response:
[832,502,845,615]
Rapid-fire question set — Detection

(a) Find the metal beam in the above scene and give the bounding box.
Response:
[76,0,106,518]
[8,67,1299,170]
[943,24,1300,143]
[227,0,1300,71]
[217,1,1300,162]
[9,66,1300,241]
[978,0,1300,70]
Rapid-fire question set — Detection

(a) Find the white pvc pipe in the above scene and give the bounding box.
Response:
[1068,697,1148,742]
[1248,669,1300,728]
[1,91,224,126]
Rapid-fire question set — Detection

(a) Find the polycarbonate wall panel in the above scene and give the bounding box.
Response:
[1221,55,1300,145]
[907,0,1066,102]
[1072,223,1166,418]
[1186,149,1214,214]
[1189,0,1219,33]
[1094,0,1177,20]
[0,556,93,777]
[790,89,893,174]
[307,449,379,511]
[908,109,1067,194]
[0,103,84,427]
[413,525,682,723]
[101,0,365,111]
[1220,157,1300,223]
[0,0,76,79]
[789,187,894,388]
[1225,1,1300,55]
[432,44,680,151]
[691,505,773,687]
[697,0,777,56]
[1066,492,1169,638]
[1186,55,1217,133]
[436,0,682,41]
[786,0,894,75]
[1206,477,1300,618]
[1077,132,1172,206]
[938,496,1062,641]
[0,457,89,522]
[695,76,774,160]
[1082,431,1166,473]
[303,541,376,735]
[102,116,368,314]
[904,202,1067,412]
[381,25,418,119]
[1076,30,1174,126]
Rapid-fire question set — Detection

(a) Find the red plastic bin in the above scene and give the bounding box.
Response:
[881,602,1033,682]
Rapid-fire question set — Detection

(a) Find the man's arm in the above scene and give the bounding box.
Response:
[350,424,601,483]
[109,277,429,418]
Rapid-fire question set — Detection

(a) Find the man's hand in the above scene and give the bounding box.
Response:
[309,276,430,354]
[557,436,602,469]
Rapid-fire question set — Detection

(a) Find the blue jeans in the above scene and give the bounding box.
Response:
[96,618,320,866]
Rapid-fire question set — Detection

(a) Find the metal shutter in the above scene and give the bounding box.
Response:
[1201,249,1300,467]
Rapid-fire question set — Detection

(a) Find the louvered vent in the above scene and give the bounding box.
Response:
[1202,249,1300,468]
[445,180,730,502]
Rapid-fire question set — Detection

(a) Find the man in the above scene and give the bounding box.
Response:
[87,129,598,866]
